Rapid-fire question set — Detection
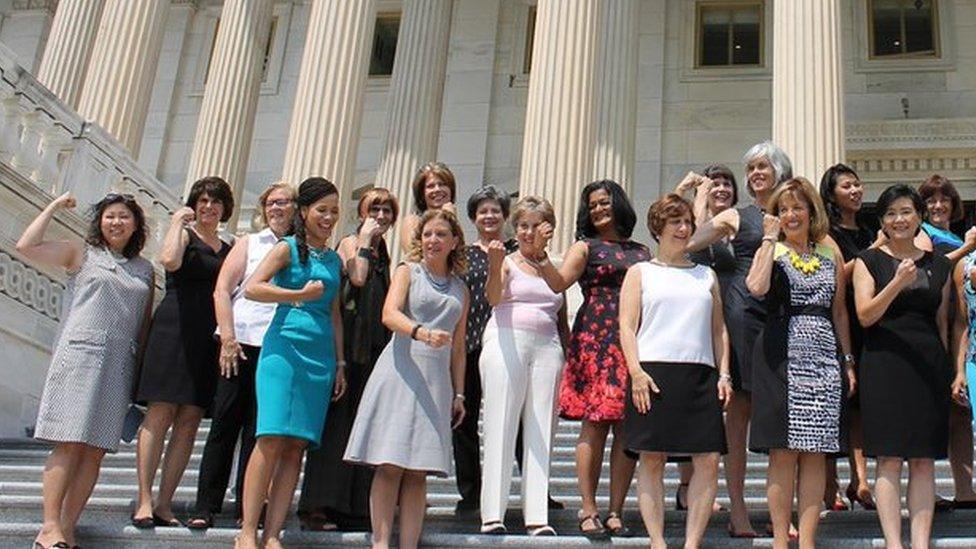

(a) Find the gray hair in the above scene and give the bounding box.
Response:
[466,184,512,221]
[742,141,793,195]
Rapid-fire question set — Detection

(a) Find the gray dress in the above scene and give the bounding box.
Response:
[344,262,466,477]
[34,246,154,452]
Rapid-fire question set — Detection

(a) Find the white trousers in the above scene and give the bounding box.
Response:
[479,327,563,526]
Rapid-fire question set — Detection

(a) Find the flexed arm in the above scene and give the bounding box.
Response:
[15,192,83,271]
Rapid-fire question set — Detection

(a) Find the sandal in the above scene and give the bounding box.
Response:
[578,512,607,539]
[527,525,557,536]
[605,512,632,537]
[727,524,758,538]
[152,512,182,527]
[186,513,213,530]
[130,514,154,529]
[480,521,507,535]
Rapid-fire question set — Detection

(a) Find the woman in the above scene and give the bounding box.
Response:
[479,196,569,536]
[188,182,296,529]
[685,141,793,538]
[133,176,234,527]
[344,209,469,549]
[298,188,398,531]
[236,177,348,549]
[746,177,855,549]
[954,248,976,445]
[399,161,457,254]
[819,164,877,511]
[532,179,650,537]
[916,175,976,509]
[20,192,154,549]
[453,185,515,515]
[854,184,960,549]
[619,194,733,549]
[673,165,737,515]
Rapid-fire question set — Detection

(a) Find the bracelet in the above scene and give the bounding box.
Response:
[718,373,732,382]
[842,354,855,364]
[761,236,777,244]
[337,360,347,367]
[357,246,372,259]
[454,393,466,401]
[411,324,423,340]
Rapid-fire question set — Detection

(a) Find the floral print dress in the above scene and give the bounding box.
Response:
[559,238,651,422]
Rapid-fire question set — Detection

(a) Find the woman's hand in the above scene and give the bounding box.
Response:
[50,191,76,211]
[357,217,384,243]
[441,202,457,216]
[533,221,554,253]
[762,214,781,240]
[219,338,246,378]
[952,372,969,407]
[630,369,660,414]
[487,239,507,268]
[451,395,466,428]
[332,363,348,401]
[891,258,918,291]
[845,365,858,399]
[171,206,195,228]
[297,280,324,302]
[421,328,452,348]
[717,377,733,409]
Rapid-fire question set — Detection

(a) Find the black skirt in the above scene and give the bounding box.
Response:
[624,362,727,456]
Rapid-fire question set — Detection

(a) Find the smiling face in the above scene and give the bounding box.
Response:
[473,199,504,238]
[194,193,225,227]
[708,175,735,213]
[746,156,776,196]
[587,188,614,233]
[263,188,295,237]
[925,191,953,229]
[659,210,695,250]
[777,193,811,241]
[421,217,459,264]
[100,202,137,252]
[423,176,452,210]
[833,173,863,215]
[514,210,545,255]
[882,196,921,242]
[302,193,340,243]
[365,201,395,233]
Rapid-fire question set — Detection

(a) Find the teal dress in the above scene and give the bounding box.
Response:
[255,236,341,448]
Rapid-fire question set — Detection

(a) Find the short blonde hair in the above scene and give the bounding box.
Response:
[255,181,297,228]
[406,209,468,275]
[510,195,555,228]
[766,177,829,243]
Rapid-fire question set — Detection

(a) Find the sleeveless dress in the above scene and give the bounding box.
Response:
[254,236,341,448]
[344,262,466,477]
[750,243,842,453]
[34,246,154,452]
[961,252,976,423]
[724,204,767,392]
[859,248,951,459]
[558,239,650,422]
[299,238,392,522]
[623,262,727,456]
[137,228,230,408]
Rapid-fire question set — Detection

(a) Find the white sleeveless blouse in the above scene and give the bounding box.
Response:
[635,261,716,367]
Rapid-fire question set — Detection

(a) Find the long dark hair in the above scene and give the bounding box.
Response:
[293,177,339,264]
[85,193,147,259]
[819,163,861,225]
[574,180,637,240]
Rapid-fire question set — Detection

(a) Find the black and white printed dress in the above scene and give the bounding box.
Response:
[750,242,842,453]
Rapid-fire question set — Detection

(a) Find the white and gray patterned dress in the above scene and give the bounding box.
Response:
[34,246,153,452]
[750,242,842,453]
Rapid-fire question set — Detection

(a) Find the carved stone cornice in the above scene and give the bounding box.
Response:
[847,118,976,148]
[0,249,64,321]
[11,0,58,12]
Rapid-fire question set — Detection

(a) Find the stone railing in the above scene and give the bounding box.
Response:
[0,42,181,259]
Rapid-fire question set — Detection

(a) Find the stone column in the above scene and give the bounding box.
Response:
[281,0,377,194]
[591,0,638,193]
[772,0,845,182]
[185,0,273,230]
[375,0,453,252]
[35,0,105,109]
[76,0,169,156]
[519,0,601,254]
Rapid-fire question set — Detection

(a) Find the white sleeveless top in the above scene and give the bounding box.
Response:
[635,261,716,366]
[215,228,281,346]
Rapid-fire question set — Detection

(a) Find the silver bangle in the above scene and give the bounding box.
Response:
[718,373,732,381]
[454,393,466,401]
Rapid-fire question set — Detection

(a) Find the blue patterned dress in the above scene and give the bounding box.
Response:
[255,236,341,448]
[750,242,842,453]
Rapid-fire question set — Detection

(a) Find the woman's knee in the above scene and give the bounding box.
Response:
[908,458,935,476]
[144,403,178,428]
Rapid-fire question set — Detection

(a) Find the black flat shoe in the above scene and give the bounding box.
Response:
[152,513,182,527]
[605,512,632,537]
[186,513,213,530]
[130,514,154,529]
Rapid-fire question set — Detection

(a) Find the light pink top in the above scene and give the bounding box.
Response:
[485,256,564,338]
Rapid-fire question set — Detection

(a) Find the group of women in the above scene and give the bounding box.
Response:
[19,142,976,549]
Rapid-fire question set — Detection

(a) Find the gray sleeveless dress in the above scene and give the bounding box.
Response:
[344,262,466,477]
[34,246,154,452]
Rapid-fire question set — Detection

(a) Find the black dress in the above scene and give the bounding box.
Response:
[723,205,766,391]
[858,249,951,459]
[299,239,391,526]
[137,228,230,407]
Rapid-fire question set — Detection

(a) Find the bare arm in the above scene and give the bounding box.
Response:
[484,243,508,307]
[619,266,658,414]
[158,207,195,272]
[952,261,969,400]
[15,192,83,271]
[937,275,950,349]
[382,264,419,336]
[331,292,347,400]
[686,208,739,252]
[244,242,313,303]
[214,235,249,377]
[450,287,469,426]
[135,270,156,368]
[537,240,588,293]
[341,218,385,287]
[852,256,914,327]
[709,275,730,379]
[557,299,570,351]
[944,228,976,265]
[828,247,857,396]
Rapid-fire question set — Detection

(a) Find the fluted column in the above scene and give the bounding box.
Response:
[591,0,638,193]
[519,0,601,254]
[77,0,169,156]
[185,0,273,229]
[36,0,105,108]
[772,0,845,182]
[281,0,377,195]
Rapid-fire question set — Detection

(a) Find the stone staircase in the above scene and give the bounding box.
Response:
[2,419,976,547]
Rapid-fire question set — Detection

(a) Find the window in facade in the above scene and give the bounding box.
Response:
[869,0,939,58]
[695,2,763,68]
[369,14,400,76]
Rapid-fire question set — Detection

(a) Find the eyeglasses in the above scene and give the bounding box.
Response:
[265,199,294,208]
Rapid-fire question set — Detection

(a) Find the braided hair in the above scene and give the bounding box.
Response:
[293,177,339,264]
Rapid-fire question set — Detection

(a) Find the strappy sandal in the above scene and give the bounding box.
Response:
[480,521,507,535]
[186,512,213,530]
[577,512,607,539]
[527,525,557,536]
[605,512,632,537]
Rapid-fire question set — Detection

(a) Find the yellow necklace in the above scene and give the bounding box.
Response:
[787,248,821,275]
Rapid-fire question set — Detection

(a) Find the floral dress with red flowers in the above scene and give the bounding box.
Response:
[559,238,651,422]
